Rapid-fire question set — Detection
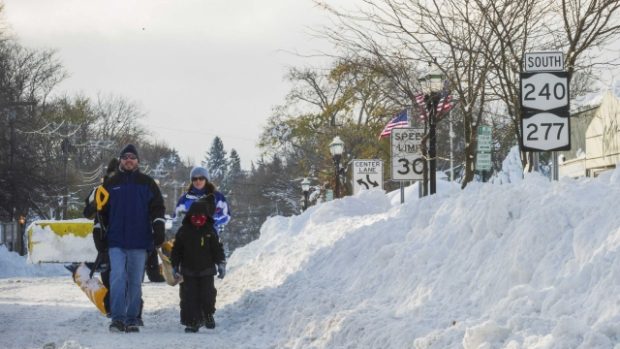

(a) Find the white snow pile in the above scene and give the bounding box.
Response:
[223,169,620,348]
[0,244,66,278]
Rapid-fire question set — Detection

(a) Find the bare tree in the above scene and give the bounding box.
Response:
[316,0,620,184]
[316,0,495,187]
[473,0,620,170]
[0,39,67,220]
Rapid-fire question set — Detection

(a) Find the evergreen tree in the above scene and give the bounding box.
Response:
[221,148,245,251]
[203,136,228,192]
[228,149,242,178]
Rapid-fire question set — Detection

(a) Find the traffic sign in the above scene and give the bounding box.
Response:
[521,112,570,151]
[521,73,568,111]
[477,125,492,152]
[520,71,571,152]
[523,52,564,72]
[476,152,492,171]
[476,125,492,171]
[390,128,425,181]
[352,160,383,195]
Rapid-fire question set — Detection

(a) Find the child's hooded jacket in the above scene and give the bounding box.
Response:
[170,195,225,276]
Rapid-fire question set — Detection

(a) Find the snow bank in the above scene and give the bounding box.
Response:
[223,167,620,348]
[0,245,66,278]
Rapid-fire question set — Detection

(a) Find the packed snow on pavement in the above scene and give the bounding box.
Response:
[1,152,619,349]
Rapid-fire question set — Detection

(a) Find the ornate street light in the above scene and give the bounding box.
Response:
[301,177,310,210]
[419,63,444,195]
[329,136,345,198]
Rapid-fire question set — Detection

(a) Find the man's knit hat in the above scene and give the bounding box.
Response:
[119,144,139,160]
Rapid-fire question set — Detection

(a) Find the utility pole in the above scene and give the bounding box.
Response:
[61,137,70,219]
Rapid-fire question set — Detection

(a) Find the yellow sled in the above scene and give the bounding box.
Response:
[157,240,183,286]
[70,262,108,315]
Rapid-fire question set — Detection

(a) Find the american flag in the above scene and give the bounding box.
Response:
[435,93,453,113]
[415,93,427,120]
[415,92,453,120]
[379,109,409,139]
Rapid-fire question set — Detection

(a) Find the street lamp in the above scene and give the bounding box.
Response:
[420,63,444,195]
[329,136,345,198]
[301,177,310,210]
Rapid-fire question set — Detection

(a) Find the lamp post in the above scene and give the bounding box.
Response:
[301,177,310,210]
[420,64,444,195]
[329,136,344,199]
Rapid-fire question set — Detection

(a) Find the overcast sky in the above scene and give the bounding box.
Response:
[2,0,341,169]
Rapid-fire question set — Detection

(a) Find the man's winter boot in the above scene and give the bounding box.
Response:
[204,313,215,329]
[109,320,125,333]
[125,324,139,333]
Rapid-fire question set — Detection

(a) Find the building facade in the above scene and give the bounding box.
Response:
[559,90,620,178]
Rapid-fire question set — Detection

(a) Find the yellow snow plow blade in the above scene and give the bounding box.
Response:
[72,262,108,315]
[26,219,97,263]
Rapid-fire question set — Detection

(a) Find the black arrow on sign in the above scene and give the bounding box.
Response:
[366,175,379,187]
[357,179,369,189]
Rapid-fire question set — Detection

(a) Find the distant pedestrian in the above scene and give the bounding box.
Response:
[100,144,166,333]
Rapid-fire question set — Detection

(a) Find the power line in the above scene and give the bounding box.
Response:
[148,124,258,143]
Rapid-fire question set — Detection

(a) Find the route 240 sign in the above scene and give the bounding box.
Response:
[390,128,425,180]
[352,160,383,195]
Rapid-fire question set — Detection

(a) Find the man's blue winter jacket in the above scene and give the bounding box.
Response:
[102,169,165,250]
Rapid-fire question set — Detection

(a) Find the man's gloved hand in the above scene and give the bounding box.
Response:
[92,227,108,253]
[217,262,226,279]
[153,220,165,247]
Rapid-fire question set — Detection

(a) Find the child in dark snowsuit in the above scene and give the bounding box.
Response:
[171,195,226,333]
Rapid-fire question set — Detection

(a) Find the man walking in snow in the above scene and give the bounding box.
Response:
[100,144,166,333]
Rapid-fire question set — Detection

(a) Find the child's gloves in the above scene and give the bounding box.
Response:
[217,263,226,279]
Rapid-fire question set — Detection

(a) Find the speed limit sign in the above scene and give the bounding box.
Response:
[390,128,425,180]
[520,71,570,151]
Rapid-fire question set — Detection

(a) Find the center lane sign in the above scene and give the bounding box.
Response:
[352,160,383,195]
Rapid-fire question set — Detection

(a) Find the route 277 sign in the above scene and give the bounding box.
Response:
[352,160,383,195]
